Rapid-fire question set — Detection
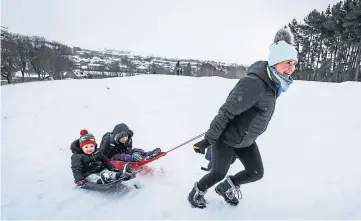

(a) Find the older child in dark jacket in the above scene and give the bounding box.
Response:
[70,129,133,186]
[99,123,161,162]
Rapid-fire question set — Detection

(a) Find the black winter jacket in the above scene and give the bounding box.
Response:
[70,139,115,183]
[205,61,279,148]
[98,123,134,159]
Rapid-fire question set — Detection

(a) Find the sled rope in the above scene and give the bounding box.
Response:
[166,132,206,154]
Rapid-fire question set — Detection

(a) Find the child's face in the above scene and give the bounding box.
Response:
[119,136,128,144]
[82,144,95,154]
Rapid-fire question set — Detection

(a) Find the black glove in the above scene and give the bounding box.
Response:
[193,139,210,154]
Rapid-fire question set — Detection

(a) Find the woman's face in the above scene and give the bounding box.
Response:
[274,60,297,78]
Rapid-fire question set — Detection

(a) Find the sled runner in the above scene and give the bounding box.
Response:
[79,172,137,191]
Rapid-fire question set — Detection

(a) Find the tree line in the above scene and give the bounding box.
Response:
[1,27,75,84]
[289,0,361,82]
[2,0,359,84]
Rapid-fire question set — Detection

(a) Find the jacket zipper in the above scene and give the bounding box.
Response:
[261,89,277,134]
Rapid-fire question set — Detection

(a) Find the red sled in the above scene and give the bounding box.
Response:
[110,152,166,171]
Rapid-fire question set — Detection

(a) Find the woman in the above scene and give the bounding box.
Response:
[188,26,298,209]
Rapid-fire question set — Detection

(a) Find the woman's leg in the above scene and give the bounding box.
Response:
[232,142,264,185]
[197,141,235,191]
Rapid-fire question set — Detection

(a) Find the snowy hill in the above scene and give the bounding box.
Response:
[68,47,247,80]
[1,75,361,219]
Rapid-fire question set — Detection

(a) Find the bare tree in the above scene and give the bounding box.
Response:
[28,36,50,80]
[1,31,16,83]
[45,41,75,79]
[13,34,31,82]
[109,61,121,76]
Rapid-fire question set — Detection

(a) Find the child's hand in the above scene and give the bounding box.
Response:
[132,152,144,161]
[76,180,86,186]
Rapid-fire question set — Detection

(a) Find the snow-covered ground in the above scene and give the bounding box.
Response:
[2,75,361,219]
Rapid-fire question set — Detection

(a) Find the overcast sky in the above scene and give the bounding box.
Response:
[1,0,339,65]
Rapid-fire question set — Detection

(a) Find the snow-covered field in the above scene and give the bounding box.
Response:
[2,75,361,219]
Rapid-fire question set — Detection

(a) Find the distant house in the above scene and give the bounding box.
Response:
[72,69,87,79]
[87,63,105,71]
[136,65,149,73]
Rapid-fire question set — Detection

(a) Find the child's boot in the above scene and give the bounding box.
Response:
[132,152,145,161]
[145,148,161,159]
[116,163,136,181]
[100,171,111,184]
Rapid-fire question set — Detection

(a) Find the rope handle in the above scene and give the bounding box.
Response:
[165,132,206,154]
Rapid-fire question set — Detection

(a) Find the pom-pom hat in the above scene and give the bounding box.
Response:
[79,129,96,148]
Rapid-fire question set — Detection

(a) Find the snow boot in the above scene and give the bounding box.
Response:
[123,163,133,174]
[145,148,161,160]
[187,182,208,209]
[118,163,136,181]
[100,171,111,184]
[215,176,242,206]
[132,152,145,161]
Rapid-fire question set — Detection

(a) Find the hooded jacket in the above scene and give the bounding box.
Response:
[98,123,134,159]
[70,139,114,182]
[205,61,279,148]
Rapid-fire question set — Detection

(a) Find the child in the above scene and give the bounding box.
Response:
[99,123,161,162]
[70,129,135,186]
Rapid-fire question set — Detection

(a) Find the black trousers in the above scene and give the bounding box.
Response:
[197,140,264,191]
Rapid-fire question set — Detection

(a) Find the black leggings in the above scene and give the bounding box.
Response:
[197,141,264,191]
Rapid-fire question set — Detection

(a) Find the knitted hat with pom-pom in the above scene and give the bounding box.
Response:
[268,26,298,66]
[79,129,96,148]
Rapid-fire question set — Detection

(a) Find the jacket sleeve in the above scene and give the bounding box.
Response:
[122,138,133,154]
[205,76,264,144]
[98,136,110,156]
[128,130,134,138]
[100,152,115,171]
[71,154,85,182]
[127,138,133,149]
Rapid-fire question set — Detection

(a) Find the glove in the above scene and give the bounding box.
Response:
[193,139,210,154]
[132,152,144,161]
[76,180,86,186]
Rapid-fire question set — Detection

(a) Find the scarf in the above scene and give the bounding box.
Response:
[268,66,293,96]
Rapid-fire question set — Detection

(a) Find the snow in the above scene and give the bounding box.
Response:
[1,75,361,219]
[88,63,103,67]
[13,71,49,79]
[137,66,148,70]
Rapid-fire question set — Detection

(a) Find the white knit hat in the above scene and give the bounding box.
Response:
[268,27,298,66]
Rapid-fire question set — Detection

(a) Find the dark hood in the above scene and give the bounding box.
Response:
[246,60,277,92]
[70,139,98,154]
[111,123,133,138]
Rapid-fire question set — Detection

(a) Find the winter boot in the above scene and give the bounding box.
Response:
[132,152,145,162]
[118,163,136,181]
[187,182,208,209]
[100,171,111,184]
[145,148,161,159]
[123,163,133,174]
[215,176,242,206]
